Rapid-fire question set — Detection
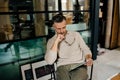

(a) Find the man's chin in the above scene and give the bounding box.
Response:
[58,31,67,36]
[64,31,67,36]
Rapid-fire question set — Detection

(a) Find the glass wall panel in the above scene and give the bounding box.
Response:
[0,37,46,80]
[0,37,46,65]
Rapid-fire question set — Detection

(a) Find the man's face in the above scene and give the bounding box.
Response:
[53,20,67,36]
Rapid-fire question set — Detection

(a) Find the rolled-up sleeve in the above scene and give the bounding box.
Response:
[45,50,57,64]
[44,39,57,65]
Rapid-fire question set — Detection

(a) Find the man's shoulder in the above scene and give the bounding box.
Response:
[68,31,79,34]
[47,35,56,43]
[69,31,83,39]
[67,31,80,39]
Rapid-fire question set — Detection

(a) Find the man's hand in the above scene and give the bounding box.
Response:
[85,54,93,66]
[50,34,65,52]
[85,58,93,66]
[56,34,65,43]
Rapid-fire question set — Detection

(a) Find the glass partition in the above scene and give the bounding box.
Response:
[0,37,46,65]
[0,0,90,43]
[0,36,47,80]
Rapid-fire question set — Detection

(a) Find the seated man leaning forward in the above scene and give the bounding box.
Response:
[45,14,93,80]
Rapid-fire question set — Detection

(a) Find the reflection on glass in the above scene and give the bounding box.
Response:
[33,0,45,11]
[0,37,46,65]
[9,14,35,40]
[0,0,90,42]
[79,30,91,45]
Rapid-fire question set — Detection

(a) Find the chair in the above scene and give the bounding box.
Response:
[31,60,56,80]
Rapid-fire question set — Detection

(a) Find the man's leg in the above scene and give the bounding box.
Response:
[70,66,88,80]
[56,65,71,80]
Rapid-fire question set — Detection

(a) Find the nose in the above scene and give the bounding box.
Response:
[60,29,64,33]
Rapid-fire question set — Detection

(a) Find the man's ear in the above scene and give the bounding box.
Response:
[51,25,55,31]
[53,24,56,29]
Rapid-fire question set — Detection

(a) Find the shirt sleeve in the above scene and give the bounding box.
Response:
[75,32,92,56]
[44,39,58,65]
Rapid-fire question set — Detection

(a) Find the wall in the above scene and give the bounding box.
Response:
[118,27,120,46]
[109,0,119,49]
[118,0,120,46]
[105,0,120,49]
[105,0,113,48]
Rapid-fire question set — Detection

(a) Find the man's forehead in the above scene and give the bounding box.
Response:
[54,20,66,27]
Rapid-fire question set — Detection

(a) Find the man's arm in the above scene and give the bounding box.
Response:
[85,54,93,66]
[44,40,58,65]
[50,34,64,52]
[45,34,65,64]
[76,32,93,66]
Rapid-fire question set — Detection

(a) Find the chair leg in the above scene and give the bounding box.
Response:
[89,64,93,80]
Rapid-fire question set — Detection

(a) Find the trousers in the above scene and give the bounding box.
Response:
[56,63,88,80]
